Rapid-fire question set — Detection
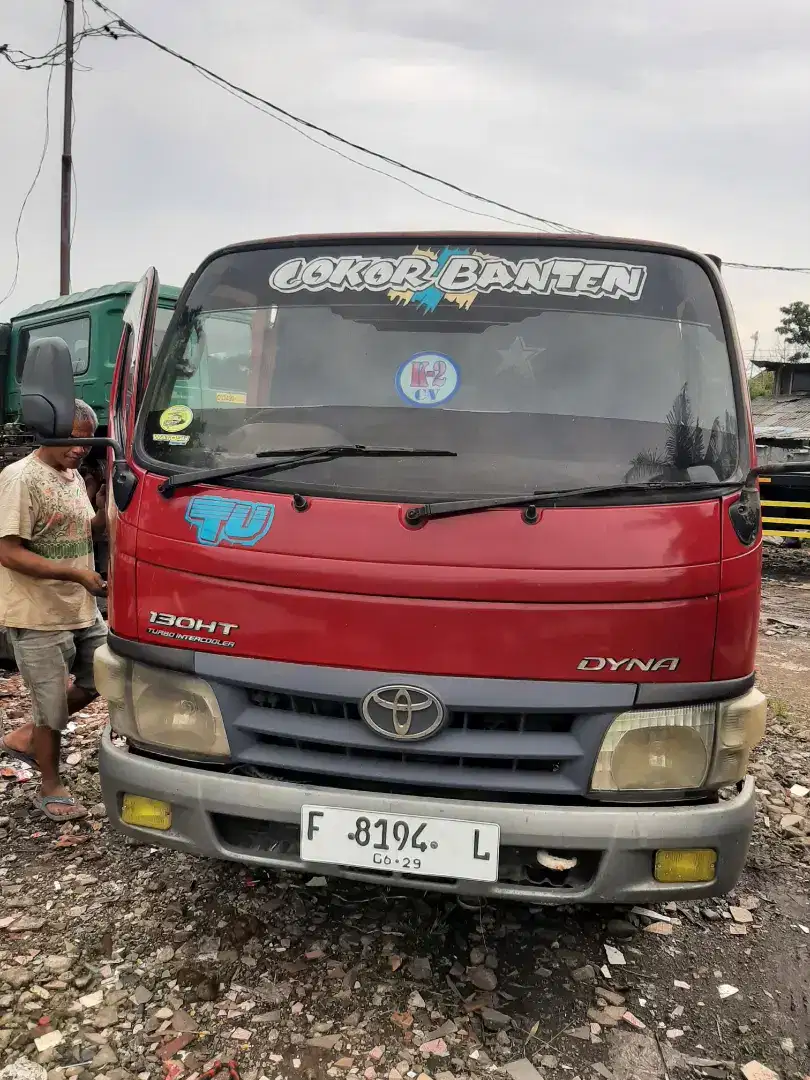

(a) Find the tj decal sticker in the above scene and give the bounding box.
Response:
[185,495,275,548]
[147,611,238,649]
[159,405,194,432]
[268,248,648,313]
[397,352,459,407]
[215,392,247,404]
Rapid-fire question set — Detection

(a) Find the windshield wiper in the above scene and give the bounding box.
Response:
[158,444,457,497]
[405,480,742,525]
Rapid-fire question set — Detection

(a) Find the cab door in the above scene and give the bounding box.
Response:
[109,268,160,453]
[107,268,159,512]
[105,269,160,632]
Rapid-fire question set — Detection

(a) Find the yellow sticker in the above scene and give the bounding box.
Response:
[215,392,247,404]
[159,405,193,433]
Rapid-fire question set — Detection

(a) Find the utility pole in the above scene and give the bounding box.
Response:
[60,0,75,296]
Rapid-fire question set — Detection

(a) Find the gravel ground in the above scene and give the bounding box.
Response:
[1,551,809,1080]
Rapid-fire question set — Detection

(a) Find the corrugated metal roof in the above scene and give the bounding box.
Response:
[13,281,181,320]
[752,394,810,442]
[754,359,810,370]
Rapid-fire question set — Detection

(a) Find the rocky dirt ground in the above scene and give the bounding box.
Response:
[1,550,809,1080]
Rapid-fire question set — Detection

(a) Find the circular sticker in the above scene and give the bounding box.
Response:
[396,352,459,407]
[159,405,194,433]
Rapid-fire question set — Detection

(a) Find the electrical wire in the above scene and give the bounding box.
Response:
[5,4,810,272]
[0,21,117,72]
[84,2,810,270]
[87,0,584,235]
[725,261,810,274]
[0,11,64,308]
[190,65,539,233]
[70,96,78,247]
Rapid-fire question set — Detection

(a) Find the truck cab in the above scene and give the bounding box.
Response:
[21,233,769,903]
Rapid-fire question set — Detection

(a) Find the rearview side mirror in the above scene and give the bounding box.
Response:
[20,337,76,438]
[19,336,136,511]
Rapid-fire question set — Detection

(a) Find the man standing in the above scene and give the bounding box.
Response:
[0,400,107,820]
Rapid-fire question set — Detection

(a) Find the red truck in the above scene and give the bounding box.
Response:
[21,233,777,902]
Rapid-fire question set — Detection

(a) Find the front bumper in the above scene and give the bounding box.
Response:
[99,728,756,903]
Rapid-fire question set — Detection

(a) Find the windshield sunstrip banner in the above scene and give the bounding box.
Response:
[268,248,648,313]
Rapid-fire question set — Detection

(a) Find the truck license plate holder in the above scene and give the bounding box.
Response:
[300,805,500,883]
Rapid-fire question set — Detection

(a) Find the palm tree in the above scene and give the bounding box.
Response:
[626,385,737,483]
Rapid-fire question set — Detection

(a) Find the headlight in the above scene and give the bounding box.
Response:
[591,705,715,791]
[94,645,230,758]
[94,644,130,733]
[590,688,766,793]
[710,688,766,784]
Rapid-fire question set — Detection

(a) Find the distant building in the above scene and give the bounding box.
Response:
[750,351,810,467]
[749,348,810,540]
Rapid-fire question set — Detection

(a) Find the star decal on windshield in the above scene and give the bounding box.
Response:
[496,337,546,378]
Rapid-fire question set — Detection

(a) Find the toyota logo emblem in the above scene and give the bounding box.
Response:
[360,685,446,741]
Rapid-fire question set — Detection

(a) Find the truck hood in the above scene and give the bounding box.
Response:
[127,476,747,682]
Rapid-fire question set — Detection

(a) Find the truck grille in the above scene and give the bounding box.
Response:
[248,689,573,734]
[224,687,611,798]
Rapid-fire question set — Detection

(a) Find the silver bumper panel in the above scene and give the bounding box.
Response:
[99,729,756,904]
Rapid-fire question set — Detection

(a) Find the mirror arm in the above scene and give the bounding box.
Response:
[749,462,810,482]
[37,435,125,461]
[727,462,809,546]
[36,436,137,512]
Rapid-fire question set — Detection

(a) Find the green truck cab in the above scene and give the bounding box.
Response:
[0,281,181,464]
[0,282,181,654]
[0,282,257,466]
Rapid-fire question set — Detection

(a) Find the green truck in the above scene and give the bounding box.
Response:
[0,279,260,469]
[0,280,181,466]
[0,281,180,659]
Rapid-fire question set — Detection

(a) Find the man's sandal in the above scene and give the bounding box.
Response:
[0,735,38,770]
[32,794,89,821]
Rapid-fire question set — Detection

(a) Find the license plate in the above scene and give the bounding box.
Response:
[300,806,500,883]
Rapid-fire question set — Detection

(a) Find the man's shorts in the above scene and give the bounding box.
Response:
[7,614,108,732]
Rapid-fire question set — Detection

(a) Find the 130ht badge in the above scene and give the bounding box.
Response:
[146,611,239,649]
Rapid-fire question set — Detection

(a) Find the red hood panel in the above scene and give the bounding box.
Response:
[132,478,723,681]
[136,477,721,603]
[136,561,716,681]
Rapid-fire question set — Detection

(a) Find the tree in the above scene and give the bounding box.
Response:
[748,369,774,398]
[775,301,810,362]
[626,385,737,482]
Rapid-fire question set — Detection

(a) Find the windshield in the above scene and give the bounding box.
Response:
[142,241,742,500]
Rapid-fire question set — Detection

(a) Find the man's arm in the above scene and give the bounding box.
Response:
[0,536,106,595]
[90,482,107,539]
[91,512,106,539]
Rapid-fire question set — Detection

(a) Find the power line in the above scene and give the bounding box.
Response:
[84,3,810,271]
[87,0,584,235]
[725,261,810,274]
[0,10,64,308]
[70,90,78,247]
[189,64,540,233]
[5,7,810,274]
[0,21,118,71]
[7,19,536,233]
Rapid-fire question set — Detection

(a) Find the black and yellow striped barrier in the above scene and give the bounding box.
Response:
[759,474,810,539]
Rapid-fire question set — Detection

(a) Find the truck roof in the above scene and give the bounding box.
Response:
[205,231,710,257]
[198,232,722,275]
[13,281,181,321]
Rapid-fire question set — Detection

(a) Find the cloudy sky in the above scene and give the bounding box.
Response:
[2,0,809,356]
